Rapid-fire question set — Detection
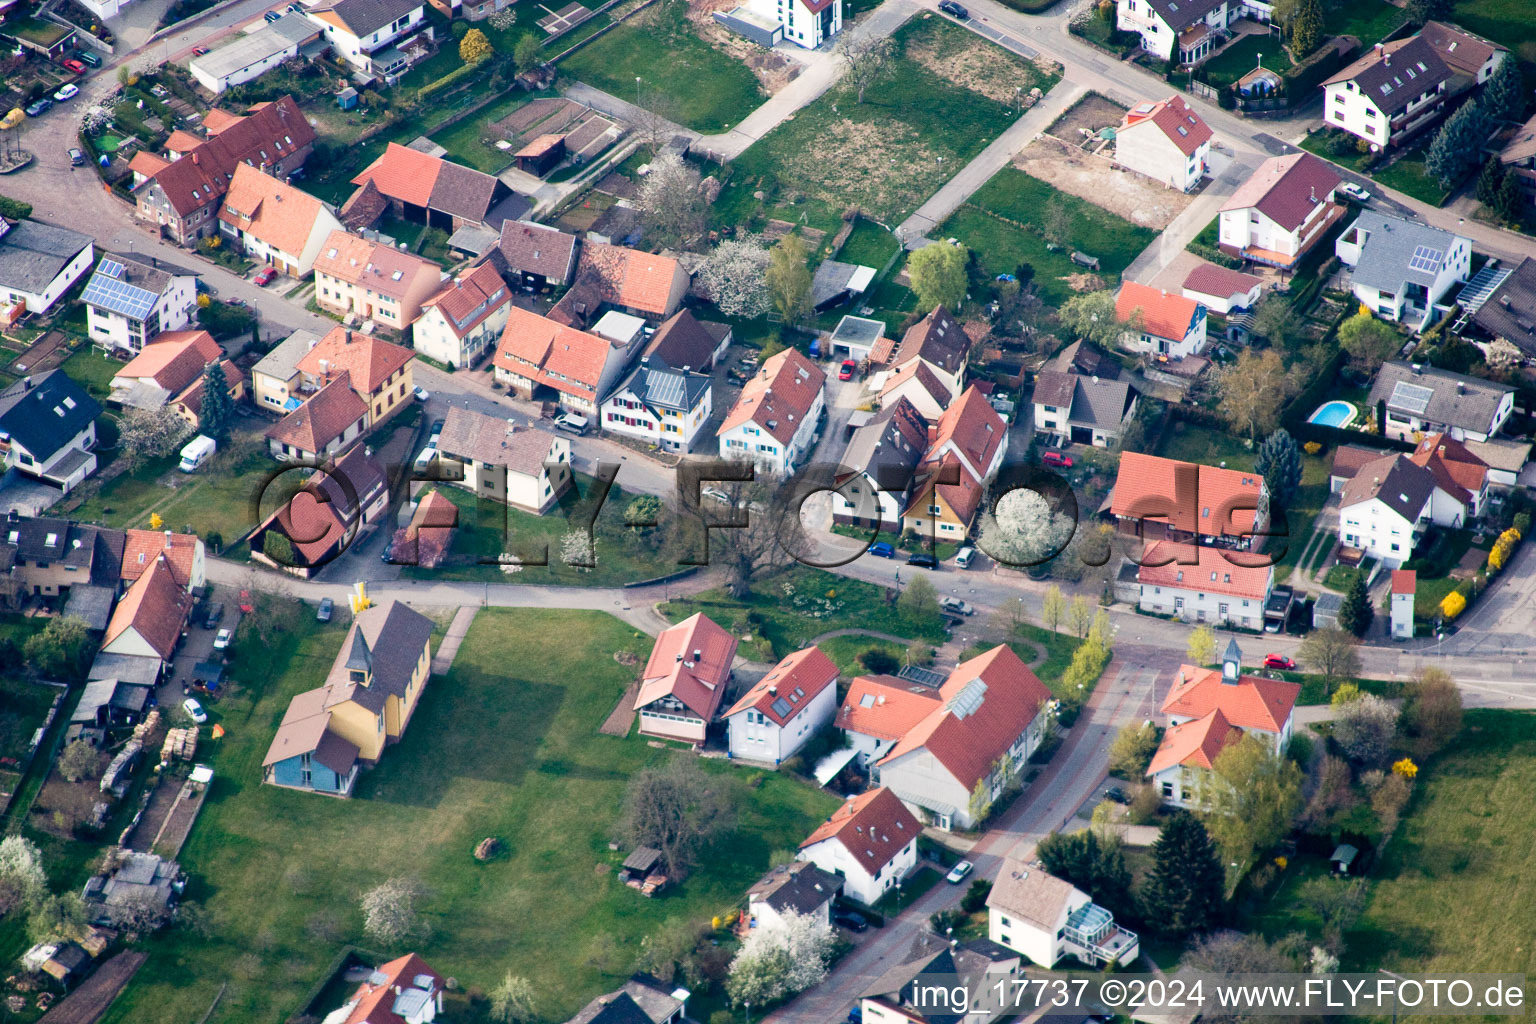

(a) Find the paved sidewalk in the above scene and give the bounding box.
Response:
[430,606,480,674]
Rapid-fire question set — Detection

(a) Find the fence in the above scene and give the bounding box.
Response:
[0,682,71,835]
[544,0,660,63]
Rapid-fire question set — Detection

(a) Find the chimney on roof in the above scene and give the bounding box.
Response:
[1310,185,1317,203]
[1457,381,1465,393]
[344,330,353,344]
[1375,42,1384,56]
[769,684,777,695]
[693,649,702,662]
[164,530,173,549]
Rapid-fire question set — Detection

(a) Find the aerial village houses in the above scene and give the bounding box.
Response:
[1366,361,1514,443]
[900,386,1010,542]
[319,952,446,1024]
[1218,152,1344,270]
[0,370,102,496]
[107,330,240,427]
[264,373,370,462]
[433,406,572,513]
[870,305,968,399]
[551,242,691,325]
[99,557,192,675]
[599,356,714,453]
[218,164,346,277]
[633,613,737,745]
[305,0,430,77]
[723,645,839,764]
[1336,435,1489,564]
[1135,539,1274,629]
[796,786,920,906]
[347,142,524,232]
[82,253,198,354]
[987,858,1140,967]
[831,397,929,530]
[1323,37,1453,150]
[411,262,512,369]
[1181,263,1264,315]
[1114,0,1271,64]
[126,96,316,245]
[1110,451,1268,552]
[262,600,435,796]
[250,446,388,577]
[717,347,826,476]
[493,305,646,416]
[486,221,579,291]
[0,514,124,608]
[837,672,945,768]
[1467,257,1536,359]
[121,527,206,590]
[1115,281,1207,359]
[1031,369,1137,448]
[1114,95,1212,192]
[312,231,445,330]
[188,13,320,94]
[726,0,841,50]
[0,218,94,322]
[743,862,842,933]
[1335,212,1470,329]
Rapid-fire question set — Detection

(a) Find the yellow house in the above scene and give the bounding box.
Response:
[900,454,984,543]
[261,600,434,795]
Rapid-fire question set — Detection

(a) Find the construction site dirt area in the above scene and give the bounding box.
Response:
[1014,135,1194,229]
[1046,92,1129,139]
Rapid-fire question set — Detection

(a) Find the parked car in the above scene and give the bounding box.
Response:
[1264,653,1296,670]
[24,99,52,117]
[192,46,210,56]
[263,9,282,20]
[553,412,588,435]
[430,418,444,436]
[212,628,233,650]
[53,83,78,101]
[204,602,224,629]
[939,0,969,14]
[413,385,429,402]
[867,541,896,558]
[1042,450,1074,468]
[832,907,869,931]
[1339,182,1371,203]
[907,552,939,569]
[838,359,857,381]
[1104,785,1129,804]
[953,545,976,569]
[62,59,87,74]
[227,297,246,307]
[182,698,208,724]
[254,266,278,286]
[76,50,101,67]
[945,860,974,884]
[939,596,974,616]
[68,147,85,166]
[317,597,333,623]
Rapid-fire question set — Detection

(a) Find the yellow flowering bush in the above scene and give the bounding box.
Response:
[1393,757,1418,779]
[1440,590,1467,620]
[1488,527,1521,571]
[1274,855,1289,870]
[1303,442,1323,455]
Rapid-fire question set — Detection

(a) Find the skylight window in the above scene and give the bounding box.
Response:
[860,694,876,708]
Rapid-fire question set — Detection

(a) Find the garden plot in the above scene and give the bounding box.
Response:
[490,96,626,162]
[536,1,593,33]
[1013,135,1193,229]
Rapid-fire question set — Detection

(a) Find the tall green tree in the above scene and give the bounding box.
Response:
[1495,166,1526,225]
[1337,308,1400,372]
[1289,0,1323,57]
[199,361,234,440]
[1426,100,1488,189]
[1479,54,1524,123]
[1142,812,1225,938]
[907,241,969,313]
[765,234,812,326]
[1203,735,1304,867]
[1404,0,1451,24]
[1477,154,1507,205]
[1338,572,1374,636]
[1036,829,1135,920]
[1255,429,1302,510]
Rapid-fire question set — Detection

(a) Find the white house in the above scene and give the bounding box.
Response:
[1335,212,1470,330]
[1366,362,1515,443]
[218,164,345,278]
[1135,540,1274,629]
[831,397,928,530]
[1147,638,1300,807]
[723,646,838,765]
[1322,37,1453,151]
[189,14,320,94]
[1115,0,1272,64]
[1337,447,1484,565]
[82,253,197,354]
[307,0,428,75]
[743,862,841,935]
[433,406,571,514]
[987,859,1140,968]
[1114,96,1212,192]
[797,787,920,907]
[0,370,101,495]
[411,262,511,369]
[600,356,714,453]
[1218,152,1344,270]
[877,359,952,422]
[493,306,645,416]
[1181,262,1264,315]
[1419,20,1509,87]
[861,940,1022,1024]
[1391,568,1416,639]
[871,305,968,399]
[874,646,1052,831]
[1115,281,1207,358]
[1031,370,1137,448]
[0,219,94,321]
[632,613,737,745]
[717,347,825,476]
[735,0,840,49]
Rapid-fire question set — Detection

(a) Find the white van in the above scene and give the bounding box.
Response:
[178,434,216,473]
[413,445,436,475]
[954,546,977,569]
[553,412,589,435]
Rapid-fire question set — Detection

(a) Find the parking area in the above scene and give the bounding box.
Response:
[157,587,244,716]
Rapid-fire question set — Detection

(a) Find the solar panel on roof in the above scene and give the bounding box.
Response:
[1408,245,1444,273]
[1389,380,1434,415]
[81,269,159,320]
[98,258,125,278]
[770,697,793,718]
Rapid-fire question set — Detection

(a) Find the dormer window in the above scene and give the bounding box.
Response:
[350,668,367,684]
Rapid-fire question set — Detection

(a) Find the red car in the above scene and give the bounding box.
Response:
[1264,654,1296,670]
[1042,450,1073,468]
[254,267,278,286]
[62,59,87,74]
[838,359,856,381]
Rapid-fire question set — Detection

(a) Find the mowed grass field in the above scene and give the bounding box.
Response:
[941,166,1157,306]
[561,0,765,133]
[104,609,838,1024]
[714,15,1060,230]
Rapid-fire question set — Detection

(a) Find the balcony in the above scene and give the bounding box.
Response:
[1063,902,1140,966]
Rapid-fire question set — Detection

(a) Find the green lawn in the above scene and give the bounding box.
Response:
[561,0,765,133]
[429,90,529,173]
[1300,129,1373,173]
[1372,148,1452,207]
[715,16,1059,231]
[1337,711,1536,979]
[1451,0,1536,57]
[837,217,902,271]
[818,634,908,676]
[940,167,1156,307]
[1324,0,1408,49]
[105,609,839,1023]
[661,567,950,662]
[1153,420,1256,472]
[1201,35,1291,90]
[61,347,121,399]
[399,477,679,587]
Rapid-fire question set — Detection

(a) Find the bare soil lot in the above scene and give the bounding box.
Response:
[1013,135,1193,229]
[1046,92,1128,139]
[903,15,1060,103]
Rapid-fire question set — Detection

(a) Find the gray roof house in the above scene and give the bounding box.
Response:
[811,260,876,311]
[563,975,688,1024]
[0,370,103,494]
[599,355,714,453]
[1031,369,1137,448]
[744,861,842,928]
[1366,361,1515,443]
[0,218,95,317]
[861,937,1022,1021]
[833,396,929,528]
[1468,256,1536,357]
[1335,212,1470,331]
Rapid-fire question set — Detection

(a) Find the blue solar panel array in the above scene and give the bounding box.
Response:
[81,258,159,320]
[1407,245,1444,274]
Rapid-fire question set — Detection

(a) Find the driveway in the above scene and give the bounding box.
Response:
[158,587,242,717]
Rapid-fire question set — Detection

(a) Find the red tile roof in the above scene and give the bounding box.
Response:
[879,645,1053,791]
[391,489,457,569]
[351,142,441,208]
[1391,568,1417,595]
[1409,432,1487,505]
[1182,262,1263,300]
[1220,152,1341,232]
[218,163,334,260]
[928,385,1006,479]
[576,241,685,315]
[493,305,616,400]
[313,230,443,302]
[1120,95,1212,157]
[1116,281,1203,342]
[172,358,241,420]
[1110,451,1263,539]
[104,556,192,661]
[718,347,826,446]
[725,646,838,724]
[837,674,944,741]
[271,485,350,563]
[121,529,200,589]
[296,326,414,395]
[634,613,738,720]
[419,262,509,341]
[1146,708,1242,775]
[115,330,222,394]
[264,372,368,455]
[337,952,444,1024]
[799,787,921,873]
[904,453,985,527]
[1162,663,1300,735]
[1136,540,1271,601]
